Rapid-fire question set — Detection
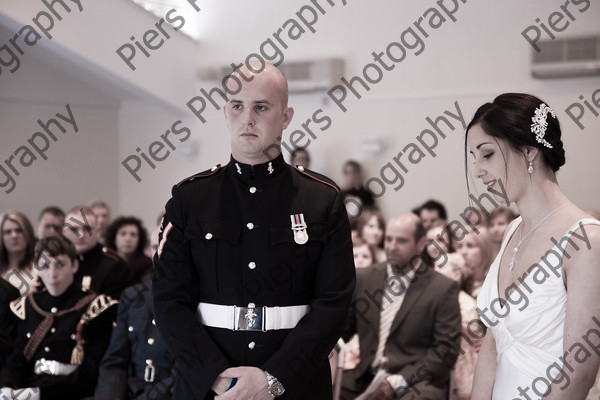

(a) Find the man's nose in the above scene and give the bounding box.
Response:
[241,108,255,126]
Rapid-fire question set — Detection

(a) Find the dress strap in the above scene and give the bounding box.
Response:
[552,218,600,257]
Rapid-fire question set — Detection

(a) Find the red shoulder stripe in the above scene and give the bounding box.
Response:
[176,165,222,187]
[294,166,339,192]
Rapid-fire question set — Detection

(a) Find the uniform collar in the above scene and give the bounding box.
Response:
[227,153,287,180]
[78,243,101,262]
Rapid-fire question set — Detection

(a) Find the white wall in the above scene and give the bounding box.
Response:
[2,0,600,233]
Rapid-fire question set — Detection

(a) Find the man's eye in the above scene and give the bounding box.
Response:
[231,104,242,110]
[255,105,267,111]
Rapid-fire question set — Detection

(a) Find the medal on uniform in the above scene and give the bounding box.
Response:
[290,213,309,245]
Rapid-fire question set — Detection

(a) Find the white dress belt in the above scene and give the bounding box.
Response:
[197,302,310,331]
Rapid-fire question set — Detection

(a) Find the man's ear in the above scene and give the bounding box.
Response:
[281,106,295,130]
[72,259,79,275]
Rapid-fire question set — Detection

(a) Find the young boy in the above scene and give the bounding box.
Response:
[0,233,117,400]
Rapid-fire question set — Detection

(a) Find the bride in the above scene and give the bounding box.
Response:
[467,93,600,399]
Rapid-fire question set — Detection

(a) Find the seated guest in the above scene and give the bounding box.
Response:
[0,234,117,400]
[341,213,461,399]
[62,206,131,298]
[94,280,175,400]
[353,237,376,270]
[425,223,453,269]
[0,277,19,368]
[104,217,153,284]
[89,201,111,245]
[341,160,375,219]
[356,209,386,263]
[487,206,517,257]
[36,207,65,240]
[437,253,483,400]
[454,227,493,297]
[342,238,377,372]
[290,146,311,169]
[1,211,37,295]
[414,200,447,230]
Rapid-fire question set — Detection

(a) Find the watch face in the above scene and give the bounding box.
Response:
[271,382,285,396]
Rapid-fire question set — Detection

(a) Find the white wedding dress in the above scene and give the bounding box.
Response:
[477,216,600,399]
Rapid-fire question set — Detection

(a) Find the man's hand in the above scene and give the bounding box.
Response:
[215,367,273,400]
[364,380,395,400]
[211,376,234,396]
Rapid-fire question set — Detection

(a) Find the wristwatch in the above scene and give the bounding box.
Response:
[264,370,285,397]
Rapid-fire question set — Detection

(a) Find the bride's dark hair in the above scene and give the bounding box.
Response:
[465,93,566,173]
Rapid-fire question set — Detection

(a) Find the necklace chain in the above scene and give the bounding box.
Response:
[508,203,570,271]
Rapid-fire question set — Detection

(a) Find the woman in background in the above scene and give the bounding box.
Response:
[455,227,493,297]
[356,209,386,263]
[104,217,152,284]
[0,211,37,295]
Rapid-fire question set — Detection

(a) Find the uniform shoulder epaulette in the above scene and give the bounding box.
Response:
[101,247,122,262]
[176,164,223,187]
[82,294,118,323]
[293,165,340,192]
[10,296,27,320]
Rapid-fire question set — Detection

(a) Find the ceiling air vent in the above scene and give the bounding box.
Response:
[531,36,600,79]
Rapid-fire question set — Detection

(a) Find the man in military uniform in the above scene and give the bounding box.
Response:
[95,280,175,399]
[153,63,355,399]
[62,206,132,298]
[0,234,117,399]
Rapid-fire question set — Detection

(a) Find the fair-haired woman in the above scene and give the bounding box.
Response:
[455,227,493,298]
[468,93,600,399]
[0,211,37,295]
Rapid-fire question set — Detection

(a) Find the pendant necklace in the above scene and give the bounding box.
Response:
[508,203,569,271]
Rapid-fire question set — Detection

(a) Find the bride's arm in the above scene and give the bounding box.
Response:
[544,224,600,399]
[471,329,497,399]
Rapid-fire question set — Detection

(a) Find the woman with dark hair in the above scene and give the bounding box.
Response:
[104,217,152,284]
[0,211,37,295]
[468,93,600,398]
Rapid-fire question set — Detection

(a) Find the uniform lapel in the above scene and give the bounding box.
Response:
[387,265,433,335]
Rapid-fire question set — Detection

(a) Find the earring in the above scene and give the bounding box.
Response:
[527,161,534,174]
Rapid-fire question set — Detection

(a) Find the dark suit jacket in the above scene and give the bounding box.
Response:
[343,261,461,390]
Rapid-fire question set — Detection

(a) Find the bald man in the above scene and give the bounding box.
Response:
[153,63,355,400]
[341,213,461,400]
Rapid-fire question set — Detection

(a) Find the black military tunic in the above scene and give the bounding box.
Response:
[153,154,356,400]
[0,284,117,399]
[76,244,132,298]
[95,280,175,400]
[0,277,19,368]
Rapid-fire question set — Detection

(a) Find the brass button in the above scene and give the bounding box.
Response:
[248,341,256,350]
[205,233,213,240]
[128,326,134,332]
[148,338,155,345]
[248,262,256,270]
[249,187,257,194]
[44,346,50,352]
[50,328,56,333]
[26,332,31,338]
[51,307,57,313]
[246,223,254,230]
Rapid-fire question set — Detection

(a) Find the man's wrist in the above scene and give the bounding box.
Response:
[264,370,285,397]
[386,374,409,397]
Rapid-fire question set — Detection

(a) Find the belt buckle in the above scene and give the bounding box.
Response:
[234,305,266,332]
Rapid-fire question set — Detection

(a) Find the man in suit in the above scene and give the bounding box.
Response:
[342,213,461,400]
[153,62,355,399]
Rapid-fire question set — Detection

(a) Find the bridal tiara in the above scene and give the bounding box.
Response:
[530,103,555,149]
